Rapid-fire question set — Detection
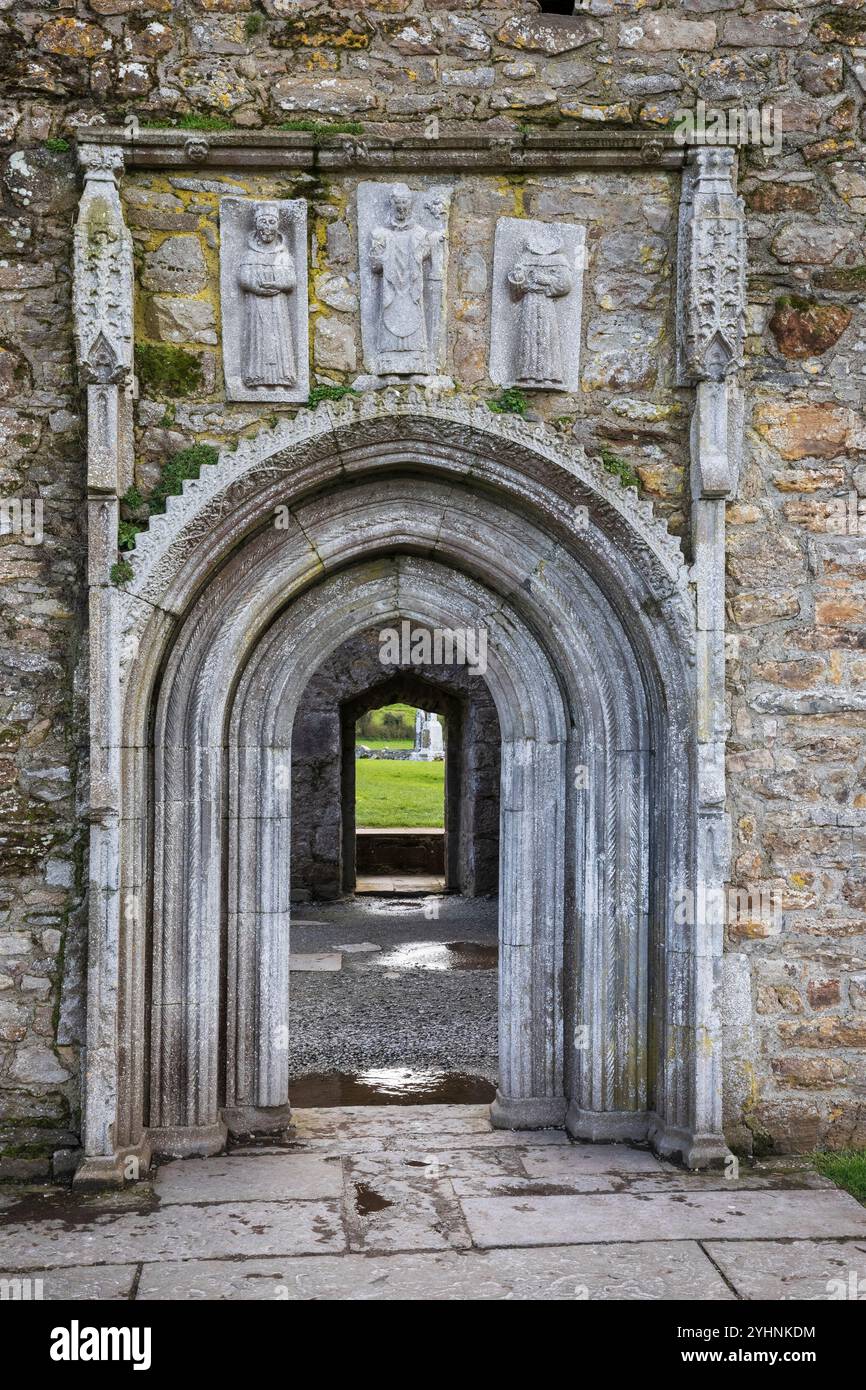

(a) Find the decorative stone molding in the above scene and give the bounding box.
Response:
[489,217,585,392]
[75,125,688,174]
[73,145,133,394]
[675,148,747,1164]
[677,147,746,388]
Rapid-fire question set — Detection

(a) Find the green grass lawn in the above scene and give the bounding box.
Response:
[355,757,444,828]
[814,1150,866,1205]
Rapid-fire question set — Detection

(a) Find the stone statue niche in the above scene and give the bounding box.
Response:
[357,181,451,380]
[219,197,310,404]
[489,217,586,394]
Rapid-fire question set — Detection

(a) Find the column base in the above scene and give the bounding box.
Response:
[146,1120,227,1159]
[566,1103,651,1144]
[73,1138,152,1189]
[223,1104,293,1139]
[490,1091,567,1130]
[648,1118,733,1170]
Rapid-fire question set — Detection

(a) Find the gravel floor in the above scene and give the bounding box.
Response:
[289,896,499,1082]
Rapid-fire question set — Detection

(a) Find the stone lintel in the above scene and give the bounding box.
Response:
[74,126,687,174]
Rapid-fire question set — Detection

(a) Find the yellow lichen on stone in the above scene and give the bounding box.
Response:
[37,18,110,60]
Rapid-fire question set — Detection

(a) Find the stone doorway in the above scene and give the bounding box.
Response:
[80,401,729,1180]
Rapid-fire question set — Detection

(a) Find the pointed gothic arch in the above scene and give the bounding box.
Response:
[81,397,730,1177]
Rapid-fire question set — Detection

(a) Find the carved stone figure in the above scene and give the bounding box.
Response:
[239,204,297,389]
[369,185,441,373]
[220,198,309,403]
[508,227,573,387]
[490,217,585,393]
[358,182,450,378]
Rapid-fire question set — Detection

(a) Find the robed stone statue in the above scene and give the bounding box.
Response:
[238,203,297,388]
[369,184,444,375]
[507,227,573,388]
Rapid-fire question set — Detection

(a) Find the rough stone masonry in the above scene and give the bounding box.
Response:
[0,0,865,1179]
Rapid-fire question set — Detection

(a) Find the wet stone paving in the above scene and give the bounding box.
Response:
[2,1106,866,1301]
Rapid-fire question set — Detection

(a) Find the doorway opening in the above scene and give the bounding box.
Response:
[287,646,501,1107]
[354,701,446,894]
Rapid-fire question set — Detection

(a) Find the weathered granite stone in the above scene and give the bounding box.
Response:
[357,182,450,377]
[489,217,585,392]
[141,234,207,293]
[219,197,309,403]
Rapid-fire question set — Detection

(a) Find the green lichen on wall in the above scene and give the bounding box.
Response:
[134,342,203,396]
[487,388,529,416]
[307,383,357,408]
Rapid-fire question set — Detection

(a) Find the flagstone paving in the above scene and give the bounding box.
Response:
[1,1106,865,1301]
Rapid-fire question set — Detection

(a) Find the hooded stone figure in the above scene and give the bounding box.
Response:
[369,184,442,374]
[507,226,573,387]
[238,202,297,388]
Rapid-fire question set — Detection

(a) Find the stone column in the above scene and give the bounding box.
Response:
[72,145,137,1182]
[669,146,746,1166]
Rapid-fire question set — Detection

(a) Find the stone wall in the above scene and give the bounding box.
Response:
[291,628,500,900]
[1,0,865,1168]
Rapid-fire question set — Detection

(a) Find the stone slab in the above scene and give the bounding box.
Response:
[704,1239,866,1301]
[333,942,382,954]
[136,1241,734,1301]
[154,1152,343,1204]
[460,1190,866,1250]
[219,196,309,403]
[291,1104,493,1139]
[348,1147,526,1182]
[357,181,450,377]
[344,1173,471,1254]
[519,1143,667,1177]
[288,952,342,972]
[0,1266,137,1300]
[490,216,586,392]
[0,1199,345,1269]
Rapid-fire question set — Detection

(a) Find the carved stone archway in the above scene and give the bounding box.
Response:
[76,389,734,1179]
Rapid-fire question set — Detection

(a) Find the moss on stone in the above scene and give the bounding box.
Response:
[813,265,866,292]
[150,443,219,514]
[245,12,265,39]
[122,485,145,511]
[134,342,203,396]
[307,383,358,408]
[599,447,640,490]
[487,387,529,416]
[141,114,235,132]
[110,559,134,585]
[278,119,365,140]
[44,138,70,153]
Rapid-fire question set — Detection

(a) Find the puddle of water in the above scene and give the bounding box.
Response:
[377,939,497,972]
[354,1181,394,1216]
[290,1068,497,1107]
